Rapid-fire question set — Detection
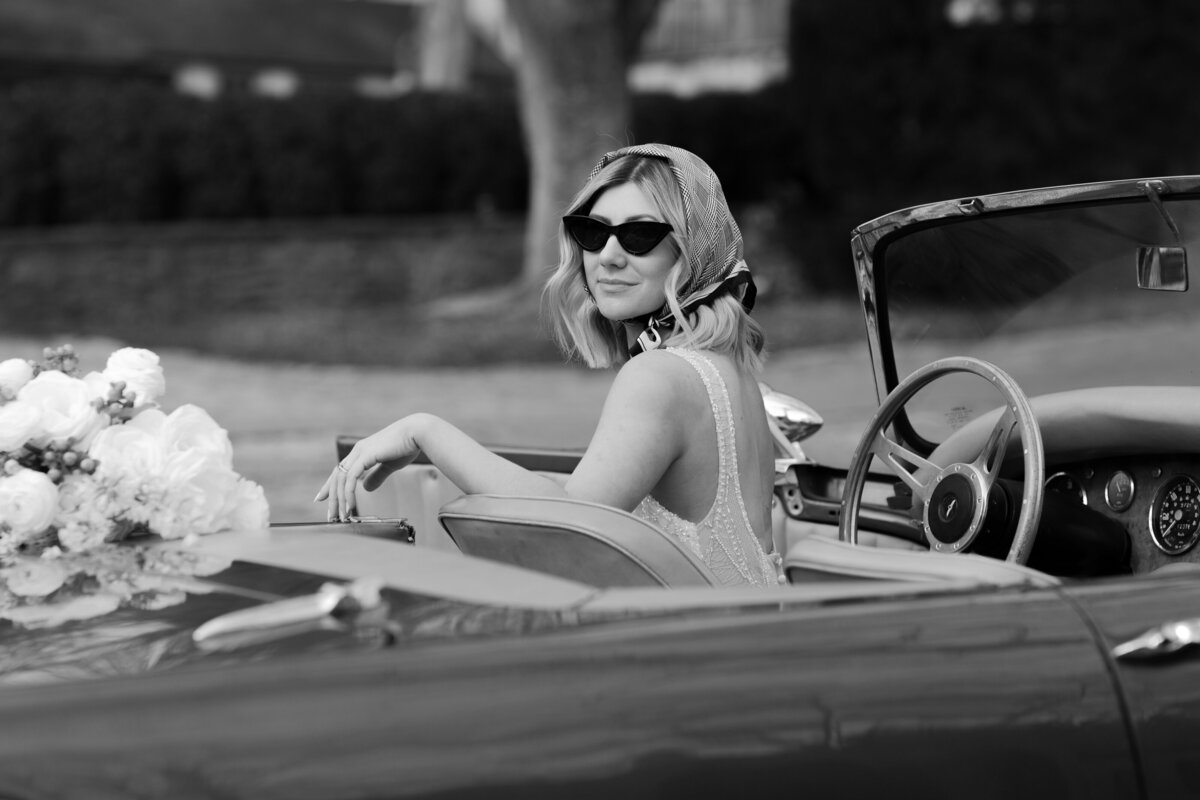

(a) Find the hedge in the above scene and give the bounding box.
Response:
[0,78,534,227]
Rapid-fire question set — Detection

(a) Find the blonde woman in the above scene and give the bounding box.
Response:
[318,144,779,586]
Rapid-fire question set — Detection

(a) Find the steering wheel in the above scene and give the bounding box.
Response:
[838,357,1045,564]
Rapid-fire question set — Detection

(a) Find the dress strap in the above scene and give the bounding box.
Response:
[661,347,779,586]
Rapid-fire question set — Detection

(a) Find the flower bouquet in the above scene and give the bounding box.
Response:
[0,344,269,627]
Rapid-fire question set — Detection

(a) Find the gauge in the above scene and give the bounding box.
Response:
[1046,472,1087,506]
[1150,475,1200,555]
[1104,470,1135,512]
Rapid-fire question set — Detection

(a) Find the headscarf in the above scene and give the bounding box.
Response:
[588,144,757,355]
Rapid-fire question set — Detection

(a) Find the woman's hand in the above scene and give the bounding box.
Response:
[314,414,430,522]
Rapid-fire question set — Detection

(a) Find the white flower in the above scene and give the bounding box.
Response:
[103,348,165,405]
[0,359,33,399]
[0,400,40,453]
[89,409,166,478]
[53,474,122,551]
[161,405,234,467]
[16,371,107,448]
[229,479,270,531]
[0,468,59,539]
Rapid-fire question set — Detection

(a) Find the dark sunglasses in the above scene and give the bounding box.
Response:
[562,215,673,256]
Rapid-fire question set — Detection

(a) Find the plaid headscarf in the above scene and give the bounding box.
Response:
[589,144,756,338]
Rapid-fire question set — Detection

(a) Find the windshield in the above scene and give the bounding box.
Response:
[878,194,1200,447]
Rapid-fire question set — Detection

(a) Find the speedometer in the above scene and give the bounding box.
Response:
[1150,475,1200,555]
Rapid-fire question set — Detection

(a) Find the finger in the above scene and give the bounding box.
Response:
[314,474,332,502]
[361,461,401,492]
[338,460,357,521]
[325,468,342,522]
[338,455,371,521]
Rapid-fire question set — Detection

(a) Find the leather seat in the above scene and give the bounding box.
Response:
[437,494,720,588]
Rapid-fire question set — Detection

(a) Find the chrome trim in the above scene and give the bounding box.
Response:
[1046,471,1088,507]
[1148,474,1200,555]
[1113,618,1200,661]
[1103,470,1135,513]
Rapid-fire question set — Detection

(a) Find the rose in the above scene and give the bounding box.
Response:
[103,348,165,405]
[88,408,166,479]
[0,359,33,399]
[151,456,241,539]
[0,468,59,539]
[160,405,235,472]
[0,400,40,453]
[16,371,107,448]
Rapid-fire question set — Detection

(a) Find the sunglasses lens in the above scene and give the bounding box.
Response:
[563,216,672,255]
[564,217,609,251]
[617,223,670,256]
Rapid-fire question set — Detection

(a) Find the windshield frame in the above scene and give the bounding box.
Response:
[851,175,1200,456]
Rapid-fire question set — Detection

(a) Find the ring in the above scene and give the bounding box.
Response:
[336,462,349,473]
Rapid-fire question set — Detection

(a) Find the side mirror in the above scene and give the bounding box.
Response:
[759,382,823,445]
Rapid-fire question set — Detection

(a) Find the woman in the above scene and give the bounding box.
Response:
[317,143,780,587]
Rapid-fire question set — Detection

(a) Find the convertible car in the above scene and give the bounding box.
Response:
[3,176,1200,799]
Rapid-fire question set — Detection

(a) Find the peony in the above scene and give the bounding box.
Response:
[0,468,59,539]
[0,400,41,453]
[16,371,107,448]
[103,347,165,405]
[0,359,33,400]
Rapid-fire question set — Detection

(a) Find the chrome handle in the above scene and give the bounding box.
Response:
[1112,619,1200,661]
[193,577,384,645]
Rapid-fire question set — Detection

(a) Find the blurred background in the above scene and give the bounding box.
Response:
[0,0,1196,521]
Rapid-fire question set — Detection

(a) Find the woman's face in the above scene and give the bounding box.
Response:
[582,182,678,323]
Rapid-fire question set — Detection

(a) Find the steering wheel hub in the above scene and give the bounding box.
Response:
[926,467,986,551]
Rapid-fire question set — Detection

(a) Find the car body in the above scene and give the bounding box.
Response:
[4,176,1200,799]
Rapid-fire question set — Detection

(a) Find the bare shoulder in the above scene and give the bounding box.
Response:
[609,349,705,405]
[604,352,705,424]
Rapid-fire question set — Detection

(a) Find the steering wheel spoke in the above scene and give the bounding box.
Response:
[872,429,938,503]
[971,405,1018,486]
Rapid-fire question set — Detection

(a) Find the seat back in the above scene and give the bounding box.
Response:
[438,494,719,588]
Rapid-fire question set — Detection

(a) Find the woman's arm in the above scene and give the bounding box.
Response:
[317,412,567,521]
[317,351,696,521]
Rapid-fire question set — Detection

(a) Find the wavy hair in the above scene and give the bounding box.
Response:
[543,153,765,371]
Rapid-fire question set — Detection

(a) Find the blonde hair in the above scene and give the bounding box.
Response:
[543,155,765,371]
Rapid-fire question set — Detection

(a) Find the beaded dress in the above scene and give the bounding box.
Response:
[633,348,782,587]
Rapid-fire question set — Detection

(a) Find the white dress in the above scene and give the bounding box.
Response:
[633,348,782,587]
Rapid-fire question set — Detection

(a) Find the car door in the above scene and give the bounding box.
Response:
[0,581,1137,799]
[1063,572,1200,800]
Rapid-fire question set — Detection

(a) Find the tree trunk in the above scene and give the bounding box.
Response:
[505,0,661,284]
[418,0,472,91]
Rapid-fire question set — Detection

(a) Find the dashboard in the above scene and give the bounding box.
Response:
[1046,455,1200,573]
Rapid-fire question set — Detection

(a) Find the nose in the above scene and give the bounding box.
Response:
[598,234,627,266]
